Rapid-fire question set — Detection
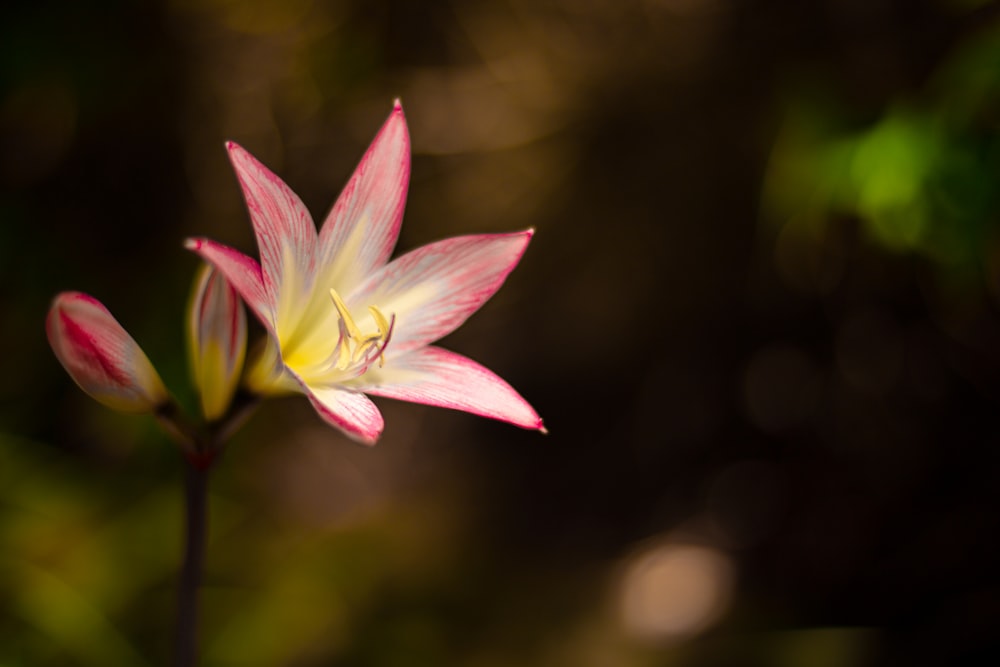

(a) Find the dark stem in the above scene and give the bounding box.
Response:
[166,391,259,666]
[175,460,209,667]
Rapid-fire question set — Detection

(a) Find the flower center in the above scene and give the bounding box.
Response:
[271,288,395,389]
[322,288,394,379]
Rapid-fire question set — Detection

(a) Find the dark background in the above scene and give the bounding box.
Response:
[3,0,1000,664]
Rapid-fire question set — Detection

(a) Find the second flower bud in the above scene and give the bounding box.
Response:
[188,264,247,421]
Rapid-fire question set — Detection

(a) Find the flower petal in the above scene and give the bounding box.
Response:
[226,141,318,328]
[348,230,534,355]
[302,384,384,445]
[185,237,275,335]
[315,100,410,294]
[357,346,544,430]
[46,292,169,413]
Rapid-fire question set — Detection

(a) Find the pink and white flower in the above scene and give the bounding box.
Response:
[188,264,247,421]
[186,101,543,444]
[47,292,169,413]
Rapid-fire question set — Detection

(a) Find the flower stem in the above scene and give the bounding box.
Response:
[175,460,209,667]
[166,392,258,666]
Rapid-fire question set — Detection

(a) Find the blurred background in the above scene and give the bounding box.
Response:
[3,0,1000,664]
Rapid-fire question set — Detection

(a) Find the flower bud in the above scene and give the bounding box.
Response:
[188,264,246,421]
[46,292,169,413]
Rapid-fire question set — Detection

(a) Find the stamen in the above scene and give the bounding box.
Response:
[373,313,395,367]
[324,289,394,377]
[329,288,363,340]
[369,306,390,337]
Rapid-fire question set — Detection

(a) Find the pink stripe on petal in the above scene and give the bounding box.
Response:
[348,230,534,355]
[226,142,318,303]
[185,237,275,335]
[316,102,410,289]
[303,384,384,445]
[359,346,544,430]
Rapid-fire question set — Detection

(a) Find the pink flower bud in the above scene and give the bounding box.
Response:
[46,292,169,413]
[187,264,246,421]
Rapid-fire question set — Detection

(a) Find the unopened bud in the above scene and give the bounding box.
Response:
[47,292,169,413]
[187,264,247,421]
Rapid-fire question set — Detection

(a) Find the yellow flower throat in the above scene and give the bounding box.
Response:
[253,288,395,392]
